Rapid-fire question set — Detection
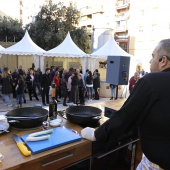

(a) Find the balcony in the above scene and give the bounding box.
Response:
[80,6,92,16]
[86,27,93,34]
[92,5,104,14]
[80,18,92,27]
[115,12,129,21]
[115,35,129,43]
[116,1,130,10]
[114,25,128,33]
[80,5,104,16]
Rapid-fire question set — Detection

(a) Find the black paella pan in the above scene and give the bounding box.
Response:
[5,107,48,129]
[65,106,102,127]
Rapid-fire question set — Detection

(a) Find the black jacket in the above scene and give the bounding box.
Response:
[71,76,79,86]
[78,79,84,89]
[16,84,24,95]
[86,75,93,85]
[93,73,100,88]
[95,68,170,169]
[26,74,36,89]
[0,74,13,94]
[41,73,51,90]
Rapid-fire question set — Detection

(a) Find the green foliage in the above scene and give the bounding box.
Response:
[0,16,24,42]
[26,1,91,53]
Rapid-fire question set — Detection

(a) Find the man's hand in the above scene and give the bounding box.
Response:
[81,127,96,141]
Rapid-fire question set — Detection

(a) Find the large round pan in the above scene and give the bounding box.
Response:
[5,107,48,129]
[65,106,102,127]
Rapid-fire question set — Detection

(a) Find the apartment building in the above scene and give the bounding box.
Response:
[114,0,130,52]
[79,0,170,72]
[129,0,170,71]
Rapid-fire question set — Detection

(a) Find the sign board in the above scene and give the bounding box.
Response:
[52,61,63,69]
[69,62,80,69]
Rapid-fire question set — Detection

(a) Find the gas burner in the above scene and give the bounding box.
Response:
[57,110,67,119]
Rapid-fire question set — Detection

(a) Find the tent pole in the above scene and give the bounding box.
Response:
[17,55,18,68]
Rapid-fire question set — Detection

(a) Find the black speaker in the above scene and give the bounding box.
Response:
[106,56,130,85]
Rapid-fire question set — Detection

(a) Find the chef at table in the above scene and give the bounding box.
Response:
[81,39,170,170]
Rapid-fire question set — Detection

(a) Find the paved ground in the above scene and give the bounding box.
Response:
[0,92,110,115]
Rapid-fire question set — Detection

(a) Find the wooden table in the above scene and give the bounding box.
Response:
[0,98,142,170]
[0,117,92,170]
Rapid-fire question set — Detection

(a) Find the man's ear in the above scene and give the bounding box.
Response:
[160,56,168,67]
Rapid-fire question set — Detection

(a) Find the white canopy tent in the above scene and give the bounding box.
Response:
[91,34,131,58]
[90,34,136,76]
[90,34,137,98]
[90,34,133,72]
[45,32,89,75]
[0,45,5,50]
[0,45,5,58]
[0,31,46,72]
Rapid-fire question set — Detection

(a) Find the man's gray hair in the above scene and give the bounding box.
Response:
[158,39,170,57]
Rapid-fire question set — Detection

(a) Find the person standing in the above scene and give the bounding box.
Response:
[53,71,61,102]
[67,73,74,103]
[81,39,170,169]
[34,68,42,95]
[64,67,74,83]
[110,84,116,100]
[93,69,100,100]
[15,78,24,108]
[0,67,13,106]
[61,69,68,106]
[86,71,93,101]
[26,69,39,101]
[84,69,89,83]
[49,66,56,83]
[78,74,85,105]
[11,68,18,98]
[41,68,51,106]
[17,69,26,103]
[71,72,79,105]
[129,71,140,94]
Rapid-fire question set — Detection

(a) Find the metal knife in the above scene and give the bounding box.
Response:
[12,133,31,156]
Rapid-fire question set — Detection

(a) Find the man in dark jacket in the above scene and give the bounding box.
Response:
[93,69,100,100]
[41,68,51,106]
[49,66,55,83]
[81,39,170,169]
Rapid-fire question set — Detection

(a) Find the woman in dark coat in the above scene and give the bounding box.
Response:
[71,72,79,105]
[0,67,13,106]
[86,71,93,101]
[17,69,26,103]
[26,69,39,101]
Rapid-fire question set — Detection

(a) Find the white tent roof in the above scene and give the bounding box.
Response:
[45,32,87,58]
[0,45,5,50]
[0,30,46,55]
[90,34,130,59]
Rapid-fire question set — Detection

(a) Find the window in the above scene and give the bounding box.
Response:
[140,10,144,16]
[151,24,157,32]
[139,26,143,32]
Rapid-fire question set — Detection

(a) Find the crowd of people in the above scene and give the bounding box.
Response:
[0,65,101,107]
